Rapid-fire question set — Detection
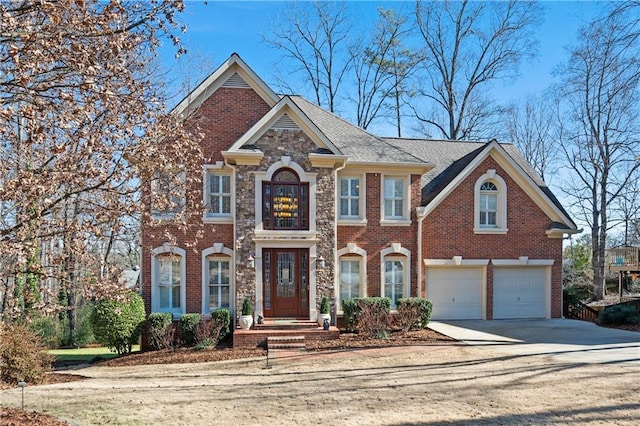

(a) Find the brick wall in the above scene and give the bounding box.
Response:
[421,156,563,318]
[337,172,423,298]
[141,87,271,317]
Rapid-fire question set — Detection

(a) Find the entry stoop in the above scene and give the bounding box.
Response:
[233,318,340,349]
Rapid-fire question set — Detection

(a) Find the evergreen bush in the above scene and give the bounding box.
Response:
[178,313,201,346]
[90,292,146,355]
[598,305,639,325]
[146,312,174,350]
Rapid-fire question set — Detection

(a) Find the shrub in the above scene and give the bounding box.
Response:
[396,298,433,332]
[193,316,227,349]
[90,292,146,355]
[355,297,391,338]
[178,313,201,346]
[0,322,53,385]
[210,309,231,340]
[146,312,174,351]
[241,297,253,316]
[598,305,639,325]
[342,298,360,332]
[320,296,330,314]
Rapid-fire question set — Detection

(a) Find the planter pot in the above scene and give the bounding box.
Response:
[317,313,331,327]
[238,314,253,330]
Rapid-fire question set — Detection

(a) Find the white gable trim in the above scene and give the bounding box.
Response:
[226,97,341,155]
[419,141,575,231]
[172,53,279,118]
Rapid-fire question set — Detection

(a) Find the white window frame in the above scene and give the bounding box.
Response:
[474,170,508,234]
[336,244,367,312]
[151,245,186,316]
[203,164,234,223]
[337,174,367,225]
[202,245,235,314]
[151,171,186,220]
[380,244,411,309]
[381,175,411,226]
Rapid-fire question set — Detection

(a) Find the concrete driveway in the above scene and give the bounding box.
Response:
[429,318,640,367]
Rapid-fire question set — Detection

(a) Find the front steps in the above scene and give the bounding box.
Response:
[233,318,340,349]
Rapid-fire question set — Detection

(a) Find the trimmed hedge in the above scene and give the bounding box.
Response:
[342,297,392,336]
[397,298,433,330]
[146,312,174,350]
[210,309,231,340]
[178,313,201,346]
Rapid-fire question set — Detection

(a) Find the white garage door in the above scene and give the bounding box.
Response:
[493,267,547,319]
[426,267,483,320]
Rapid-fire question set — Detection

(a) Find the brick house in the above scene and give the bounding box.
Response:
[141,53,577,330]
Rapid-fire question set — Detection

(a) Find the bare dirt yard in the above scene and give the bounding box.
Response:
[1,336,639,425]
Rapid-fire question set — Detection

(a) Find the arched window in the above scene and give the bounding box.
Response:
[479,181,498,227]
[262,168,309,230]
[474,170,508,234]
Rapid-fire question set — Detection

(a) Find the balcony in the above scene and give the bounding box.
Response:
[607,247,640,272]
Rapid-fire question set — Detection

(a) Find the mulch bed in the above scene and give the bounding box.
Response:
[0,408,68,426]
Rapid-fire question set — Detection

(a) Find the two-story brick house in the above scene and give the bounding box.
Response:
[141,54,577,329]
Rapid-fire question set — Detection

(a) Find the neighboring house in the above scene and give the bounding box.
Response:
[141,54,577,328]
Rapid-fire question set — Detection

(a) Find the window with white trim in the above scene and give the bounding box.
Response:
[151,171,186,218]
[384,257,406,309]
[205,172,231,218]
[157,256,182,313]
[339,258,361,309]
[339,177,360,218]
[479,181,498,227]
[384,177,404,219]
[474,170,508,234]
[205,257,231,311]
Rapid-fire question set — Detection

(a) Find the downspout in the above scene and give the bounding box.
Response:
[416,206,427,299]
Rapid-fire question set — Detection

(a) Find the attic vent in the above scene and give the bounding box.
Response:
[271,113,299,130]
[221,72,251,88]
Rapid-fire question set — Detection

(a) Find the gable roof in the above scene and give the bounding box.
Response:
[171,53,280,118]
[225,96,342,156]
[386,138,577,231]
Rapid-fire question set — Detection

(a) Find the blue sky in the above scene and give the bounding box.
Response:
[160,1,605,113]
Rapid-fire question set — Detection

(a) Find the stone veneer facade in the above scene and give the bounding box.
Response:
[234,129,336,319]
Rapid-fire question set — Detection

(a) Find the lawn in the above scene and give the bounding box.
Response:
[49,346,140,363]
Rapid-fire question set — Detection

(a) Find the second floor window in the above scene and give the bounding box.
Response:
[479,181,498,227]
[206,173,231,216]
[339,177,360,218]
[263,168,309,230]
[384,177,404,219]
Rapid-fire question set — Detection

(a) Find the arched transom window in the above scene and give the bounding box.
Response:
[263,168,309,230]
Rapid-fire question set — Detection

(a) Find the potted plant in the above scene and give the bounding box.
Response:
[317,296,331,327]
[238,297,253,330]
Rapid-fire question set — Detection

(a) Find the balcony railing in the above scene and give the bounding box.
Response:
[607,247,640,272]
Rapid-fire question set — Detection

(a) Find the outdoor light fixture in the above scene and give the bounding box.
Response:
[247,255,255,269]
[317,255,326,269]
[17,381,25,409]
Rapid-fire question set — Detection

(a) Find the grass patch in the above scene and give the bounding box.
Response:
[50,345,140,362]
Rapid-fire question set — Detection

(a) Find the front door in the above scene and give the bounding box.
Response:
[263,248,308,318]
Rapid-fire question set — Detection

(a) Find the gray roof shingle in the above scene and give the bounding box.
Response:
[290,96,426,164]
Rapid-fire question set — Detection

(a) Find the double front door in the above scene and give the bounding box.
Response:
[262,248,309,318]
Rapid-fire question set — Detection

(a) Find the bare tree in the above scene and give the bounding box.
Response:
[504,95,557,181]
[349,8,418,134]
[412,0,540,140]
[0,0,202,331]
[265,1,352,113]
[557,3,640,300]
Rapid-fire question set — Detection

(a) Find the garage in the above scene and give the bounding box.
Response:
[425,267,484,320]
[493,267,548,319]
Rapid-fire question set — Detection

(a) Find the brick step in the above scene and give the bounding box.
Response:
[267,335,306,352]
[234,326,340,349]
[257,320,320,330]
